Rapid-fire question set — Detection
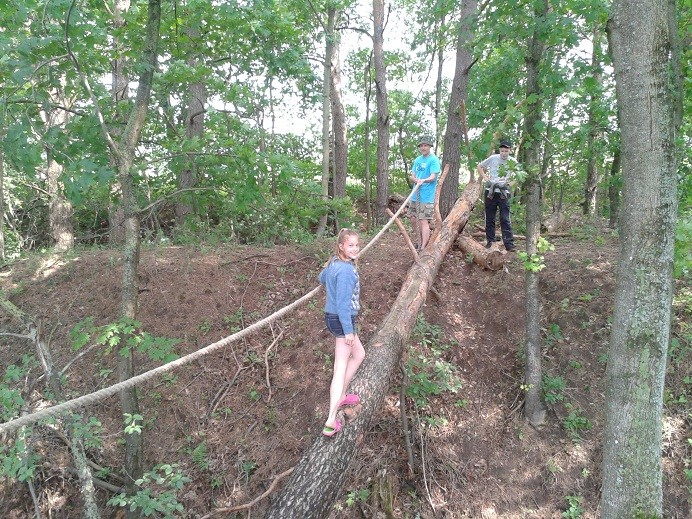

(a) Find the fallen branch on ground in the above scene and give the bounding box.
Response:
[200,467,295,518]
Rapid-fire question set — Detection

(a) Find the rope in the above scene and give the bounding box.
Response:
[357,184,418,258]
[0,287,321,435]
[0,188,418,435]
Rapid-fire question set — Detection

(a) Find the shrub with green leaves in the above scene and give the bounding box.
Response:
[563,403,592,441]
[542,375,566,405]
[70,317,180,363]
[107,464,191,518]
[517,237,555,272]
[562,494,584,518]
[405,316,463,416]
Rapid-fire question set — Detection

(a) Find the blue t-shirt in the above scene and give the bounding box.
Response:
[318,258,360,335]
[411,153,441,203]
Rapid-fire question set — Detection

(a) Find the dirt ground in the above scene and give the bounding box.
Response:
[0,214,690,518]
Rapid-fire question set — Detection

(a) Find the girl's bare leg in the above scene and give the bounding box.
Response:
[325,335,365,427]
[325,338,350,428]
[341,334,365,397]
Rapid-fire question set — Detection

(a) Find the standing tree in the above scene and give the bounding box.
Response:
[108,0,130,245]
[520,0,549,427]
[439,0,477,219]
[331,29,348,201]
[316,5,337,236]
[175,20,206,226]
[600,0,681,516]
[67,0,162,504]
[42,84,75,251]
[583,23,606,216]
[373,0,390,223]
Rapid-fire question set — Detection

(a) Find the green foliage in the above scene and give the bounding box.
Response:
[345,488,370,507]
[239,460,257,482]
[248,387,261,402]
[517,251,547,272]
[70,317,180,364]
[544,323,563,347]
[0,437,39,483]
[563,403,592,441]
[123,413,144,435]
[577,288,600,302]
[405,317,463,417]
[107,464,191,518]
[518,237,554,272]
[562,495,584,518]
[674,215,692,280]
[0,355,33,421]
[71,415,104,450]
[542,375,566,405]
[191,442,209,471]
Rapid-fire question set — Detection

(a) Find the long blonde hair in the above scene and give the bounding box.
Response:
[330,228,360,266]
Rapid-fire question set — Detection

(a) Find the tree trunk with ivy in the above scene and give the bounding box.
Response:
[264,180,481,519]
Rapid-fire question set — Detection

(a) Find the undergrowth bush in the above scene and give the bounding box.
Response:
[404,316,464,425]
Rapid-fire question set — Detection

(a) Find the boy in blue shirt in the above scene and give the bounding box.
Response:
[408,135,441,250]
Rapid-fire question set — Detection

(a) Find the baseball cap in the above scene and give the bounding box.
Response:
[418,135,434,146]
[499,140,512,148]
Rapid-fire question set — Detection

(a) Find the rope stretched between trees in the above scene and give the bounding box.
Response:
[0,186,419,435]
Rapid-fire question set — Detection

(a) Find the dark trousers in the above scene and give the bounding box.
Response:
[485,192,515,248]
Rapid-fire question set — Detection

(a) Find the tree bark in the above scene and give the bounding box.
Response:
[583,26,603,216]
[175,39,206,226]
[433,14,445,144]
[600,0,680,516]
[108,0,131,246]
[373,0,389,224]
[41,82,75,252]
[363,51,374,231]
[439,0,477,219]
[520,0,548,427]
[115,2,161,502]
[607,147,621,228]
[331,41,347,201]
[316,7,336,236]
[264,180,482,518]
[0,124,6,261]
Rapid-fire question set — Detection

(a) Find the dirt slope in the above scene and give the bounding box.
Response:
[0,224,689,518]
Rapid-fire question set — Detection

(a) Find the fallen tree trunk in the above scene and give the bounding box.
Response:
[456,235,505,270]
[263,180,482,518]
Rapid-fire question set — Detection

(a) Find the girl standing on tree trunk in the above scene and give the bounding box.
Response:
[318,229,365,437]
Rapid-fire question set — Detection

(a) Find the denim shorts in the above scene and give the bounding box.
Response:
[325,313,357,338]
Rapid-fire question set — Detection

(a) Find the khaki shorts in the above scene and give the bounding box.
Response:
[408,202,434,220]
